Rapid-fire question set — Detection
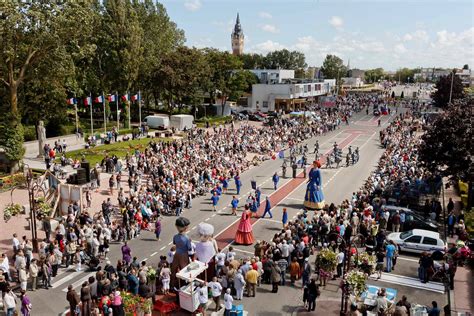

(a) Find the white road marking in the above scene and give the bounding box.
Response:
[150,252,158,257]
[51,270,83,289]
[205,217,211,221]
[191,226,197,230]
[211,214,217,217]
[233,248,255,255]
[368,273,444,293]
[397,256,419,263]
[168,241,172,245]
[257,218,282,224]
[160,246,166,251]
[62,273,95,292]
[285,197,304,202]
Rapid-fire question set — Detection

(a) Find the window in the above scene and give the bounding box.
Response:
[308,85,312,92]
[400,231,413,239]
[262,101,268,108]
[422,237,438,245]
[405,236,422,244]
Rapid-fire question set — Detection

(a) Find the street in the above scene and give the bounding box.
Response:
[22,110,446,315]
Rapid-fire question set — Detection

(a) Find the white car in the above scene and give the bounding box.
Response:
[387,229,446,254]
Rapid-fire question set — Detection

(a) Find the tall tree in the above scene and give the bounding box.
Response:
[418,97,473,207]
[432,73,465,108]
[320,54,347,82]
[364,68,385,83]
[204,49,243,115]
[394,68,417,83]
[263,49,307,70]
[102,0,144,127]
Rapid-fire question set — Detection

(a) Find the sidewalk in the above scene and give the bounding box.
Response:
[443,182,473,315]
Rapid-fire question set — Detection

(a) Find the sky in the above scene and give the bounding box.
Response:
[160,0,474,71]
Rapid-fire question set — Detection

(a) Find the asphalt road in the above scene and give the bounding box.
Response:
[28,110,446,316]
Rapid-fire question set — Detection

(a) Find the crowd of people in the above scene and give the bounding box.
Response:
[1,93,466,316]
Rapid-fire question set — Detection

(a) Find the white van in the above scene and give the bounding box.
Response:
[170,114,194,131]
[144,115,169,130]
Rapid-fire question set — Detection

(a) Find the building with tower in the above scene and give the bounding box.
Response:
[231,13,244,55]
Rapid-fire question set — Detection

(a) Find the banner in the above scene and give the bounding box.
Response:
[320,96,336,108]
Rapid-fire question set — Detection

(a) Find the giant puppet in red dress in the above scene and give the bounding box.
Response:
[235,207,254,245]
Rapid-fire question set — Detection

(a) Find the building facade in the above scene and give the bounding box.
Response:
[249,69,295,84]
[231,13,244,56]
[246,79,336,112]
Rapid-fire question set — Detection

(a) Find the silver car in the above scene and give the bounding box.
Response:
[387,229,446,254]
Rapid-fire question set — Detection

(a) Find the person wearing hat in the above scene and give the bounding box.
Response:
[171,217,192,287]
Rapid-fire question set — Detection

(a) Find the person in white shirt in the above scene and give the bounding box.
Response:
[197,283,209,316]
[226,247,236,262]
[335,249,345,278]
[208,276,223,312]
[3,288,17,316]
[12,234,20,254]
[224,288,233,316]
[215,251,226,275]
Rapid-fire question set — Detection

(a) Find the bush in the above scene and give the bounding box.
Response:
[23,125,37,141]
[0,113,25,162]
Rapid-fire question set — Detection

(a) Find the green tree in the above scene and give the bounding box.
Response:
[228,70,258,101]
[364,68,384,83]
[432,73,465,108]
[321,55,347,82]
[394,68,417,83]
[418,98,473,207]
[101,0,144,127]
[240,53,265,69]
[263,49,307,70]
[204,49,243,115]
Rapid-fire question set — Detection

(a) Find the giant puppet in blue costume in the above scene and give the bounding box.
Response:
[304,160,325,210]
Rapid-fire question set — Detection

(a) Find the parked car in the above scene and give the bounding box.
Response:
[249,114,265,122]
[255,111,268,118]
[383,205,438,232]
[387,229,446,254]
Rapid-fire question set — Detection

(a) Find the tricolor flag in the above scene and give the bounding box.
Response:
[121,94,129,102]
[131,94,139,102]
[94,96,103,103]
[84,97,92,106]
[66,98,76,105]
[108,94,116,102]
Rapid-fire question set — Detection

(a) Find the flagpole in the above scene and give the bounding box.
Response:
[138,90,142,129]
[74,93,78,134]
[90,92,93,136]
[116,91,119,132]
[103,91,106,134]
[127,91,131,130]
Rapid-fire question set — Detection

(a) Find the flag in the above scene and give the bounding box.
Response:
[66,98,76,105]
[121,94,129,101]
[94,96,103,103]
[108,94,116,102]
[131,94,139,102]
[84,97,91,106]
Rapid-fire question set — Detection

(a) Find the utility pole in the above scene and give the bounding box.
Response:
[448,69,455,104]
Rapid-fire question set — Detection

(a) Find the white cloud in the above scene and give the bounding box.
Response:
[259,12,272,19]
[403,30,429,42]
[251,40,286,54]
[394,43,407,53]
[184,0,201,11]
[329,16,344,29]
[261,24,279,33]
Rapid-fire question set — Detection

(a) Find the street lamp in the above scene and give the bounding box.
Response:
[328,232,361,316]
[23,164,46,252]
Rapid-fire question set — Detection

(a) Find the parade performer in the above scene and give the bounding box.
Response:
[303,161,325,210]
[171,217,192,287]
[195,223,218,280]
[235,206,254,245]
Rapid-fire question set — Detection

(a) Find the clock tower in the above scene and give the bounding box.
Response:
[231,13,244,56]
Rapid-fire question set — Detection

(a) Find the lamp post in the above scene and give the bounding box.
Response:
[448,69,456,105]
[23,164,46,252]
[329,232,361,316]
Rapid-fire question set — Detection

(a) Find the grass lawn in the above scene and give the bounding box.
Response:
[58,137,171,166]
[195,116,232,127]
